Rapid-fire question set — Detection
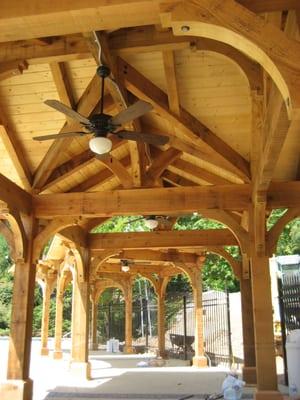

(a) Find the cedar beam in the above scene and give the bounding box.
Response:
[33,181,300,218]
[89,229,238,250]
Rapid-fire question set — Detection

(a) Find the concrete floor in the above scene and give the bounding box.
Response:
[0,338,289,400]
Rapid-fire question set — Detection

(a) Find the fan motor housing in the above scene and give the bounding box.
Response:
[88,113,116,135]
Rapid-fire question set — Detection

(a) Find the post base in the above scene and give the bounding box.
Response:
[69,361,91,380]
[255,390,284,400]
[243,366,257,384]
[0,378,33,400]
[40,347,49,356]
[192,355,207,367]
[53,350,63,359]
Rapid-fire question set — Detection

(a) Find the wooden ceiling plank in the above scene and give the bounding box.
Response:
[0,173,32,213]
[33,73,100,190]
[118,58,251,182]
[89,228,238,250]
[97,154,134,189]
[0,109,32,191]
[0,34,90,64]
[162,50,180,115]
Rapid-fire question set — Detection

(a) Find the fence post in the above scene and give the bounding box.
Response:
[226,290,233,367]
[183,295,188,361]
[277,277,288,386]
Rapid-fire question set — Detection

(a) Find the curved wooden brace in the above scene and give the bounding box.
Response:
[0,220,16,260]
[266,208,300,256]
[138,272,160,295]
[94,278,125,303]
[161,0,300,117]
[205,246,241,280]
[90,249,122,280]
[172,262,201,290]
[33,217,79,262]
[201,210,248,255]
[4,210,27,261]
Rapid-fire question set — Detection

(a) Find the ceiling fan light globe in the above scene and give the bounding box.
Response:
[89,137,112,155]
[121,265,130,272]
[144,218,158,229]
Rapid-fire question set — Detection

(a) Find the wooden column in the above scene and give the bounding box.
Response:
[70,276,91,379]
[192,266,207,367]
[124,278,133,353]
[240,274,256,384]
[251,255,282,400]
[90,299,98,351]
[40,276,54,356]
[53,275,64,360]
[157,277,168,357]
[0,217,36,400]
[157,292,166,357]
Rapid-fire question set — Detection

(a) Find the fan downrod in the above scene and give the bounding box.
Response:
[97,65,111,78]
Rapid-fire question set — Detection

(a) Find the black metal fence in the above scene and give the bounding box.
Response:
[278,272,300,384]
[96,290,233,366]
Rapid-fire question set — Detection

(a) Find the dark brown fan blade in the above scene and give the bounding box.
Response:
[44,100,90,124]
[111,100,153,125]
[116,130,169,145]
[33,132,90,141]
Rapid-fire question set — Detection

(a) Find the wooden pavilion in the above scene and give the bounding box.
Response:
[0,1,300,399]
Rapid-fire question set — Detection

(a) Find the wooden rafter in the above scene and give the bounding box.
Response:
[145,148,182,186]
[89,229,238,250]
[162,170,197,187]
[162,50,180,115]
[85,31,146,187]
[49,62,74,111]
[0,109,32,191]
[68,155,130,192]
[97,155,134,189]
[118,58,251,181]
[33,74,101,190]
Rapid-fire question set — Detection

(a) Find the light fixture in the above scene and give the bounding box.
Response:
[144,216,159,229]
[89,136,112,155]
[121,265,130,272]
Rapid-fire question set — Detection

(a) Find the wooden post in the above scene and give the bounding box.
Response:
[240,274,257,384]
[182,259,207,368]
[157,293,166,357]
[53,274,64,360]
[0,217,36,400]
[40,275,55,356]
[124,280,133,354]
[70,276,91,379]
[251,255,283,399]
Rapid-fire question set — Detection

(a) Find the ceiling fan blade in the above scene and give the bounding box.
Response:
[117,130,169,145]
[44,100,90,125]
[111,100,153,125]
[33,132,90,141]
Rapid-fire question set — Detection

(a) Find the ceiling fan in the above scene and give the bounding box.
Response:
[120,258,153,272]
[124,215,172,229]
[33,65,169,155]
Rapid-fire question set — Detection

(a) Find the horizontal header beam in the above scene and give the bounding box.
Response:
[89,229,238,250]
[33,182,300,218]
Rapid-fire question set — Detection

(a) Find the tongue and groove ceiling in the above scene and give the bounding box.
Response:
[0,2,299,203]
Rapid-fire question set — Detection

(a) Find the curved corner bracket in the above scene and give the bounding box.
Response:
[4,210,27,261]
[160,0,299,119]
[206,246,241,280]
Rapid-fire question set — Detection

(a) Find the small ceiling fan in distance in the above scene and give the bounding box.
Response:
[33,65,169,155]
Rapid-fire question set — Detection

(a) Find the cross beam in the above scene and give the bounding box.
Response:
[32,181,300,218]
